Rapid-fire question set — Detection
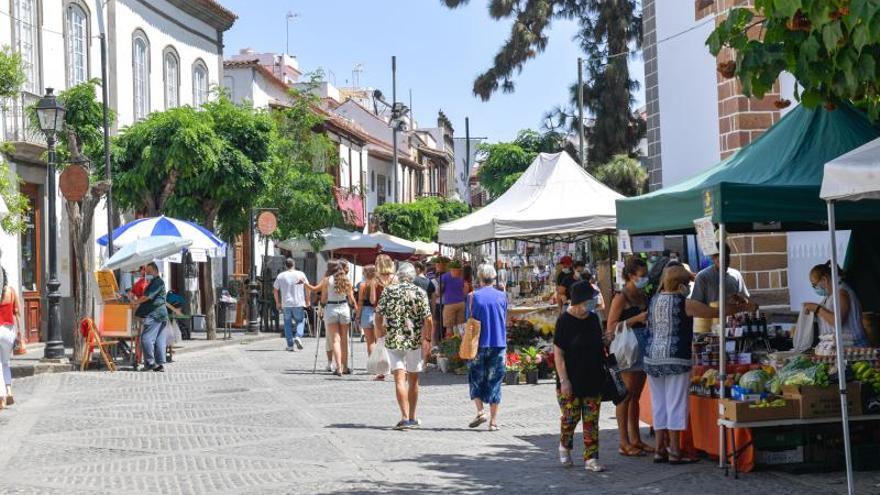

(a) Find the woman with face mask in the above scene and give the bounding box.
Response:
[803,262,868,347]
[553,281,608,472]
[606,257,651,457]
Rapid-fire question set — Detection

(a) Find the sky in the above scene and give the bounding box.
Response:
[221,0,645,144]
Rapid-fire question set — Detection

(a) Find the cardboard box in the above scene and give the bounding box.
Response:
[100,303,136,338]
[720,398,799,422]
[782,383,862,418]
[756,446,804,465]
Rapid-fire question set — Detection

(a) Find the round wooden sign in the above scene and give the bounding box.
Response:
[59,164,89,201]
[256,210,277,236]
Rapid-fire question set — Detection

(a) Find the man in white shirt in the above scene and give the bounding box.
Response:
[274,258,310,351]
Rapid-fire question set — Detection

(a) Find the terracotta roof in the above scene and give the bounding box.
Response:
[169,0,237,31]
[417,145,451,163]
[367,145,424,170]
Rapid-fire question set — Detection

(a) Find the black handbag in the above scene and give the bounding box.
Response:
[602,354,627,405]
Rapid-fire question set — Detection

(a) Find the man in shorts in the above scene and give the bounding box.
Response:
[375,262,433,430]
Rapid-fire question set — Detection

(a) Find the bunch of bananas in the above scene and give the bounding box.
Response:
[853,361,880,393]
[748,398,787,409]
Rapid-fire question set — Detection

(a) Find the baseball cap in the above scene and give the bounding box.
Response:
[570,281,597,305]
[560,255,573,267]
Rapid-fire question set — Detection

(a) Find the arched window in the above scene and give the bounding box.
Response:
[132,30,150,120]
[192,59,209,107]
[163,47,179,109]
[12,0,39,93]
[65,3,89,87]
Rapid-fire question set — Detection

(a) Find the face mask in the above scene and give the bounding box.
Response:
[562,268,571,274]
[145,274,155,282]
[634,276,649,289]
[585,298,597,313]
[814,286,828,297]
[679,285,690,297]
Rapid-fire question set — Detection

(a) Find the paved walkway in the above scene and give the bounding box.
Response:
[0,337,877,494]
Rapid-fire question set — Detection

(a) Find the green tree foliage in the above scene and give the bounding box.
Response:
[443,0,645,165]
[260,88,338,243]
[707,1,880,118]
[476,129,563,199]
[593,154,647,197]
[373,197,470,241]
[0,46,29,233]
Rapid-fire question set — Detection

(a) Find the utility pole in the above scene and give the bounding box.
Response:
[95,0,114,256]
[285,12,297,55]
[577,57,585,168]
[391,56,399,203]
[465,117,470,204]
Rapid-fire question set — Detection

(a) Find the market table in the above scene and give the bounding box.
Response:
[718,414,880,478]
[639,390,756,472]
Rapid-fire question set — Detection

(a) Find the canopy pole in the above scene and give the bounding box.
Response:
[494,239,499,271]
[827,200,855,495]
[718,223,727,470]
[607,233,613,297]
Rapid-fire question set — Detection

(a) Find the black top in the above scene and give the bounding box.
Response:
[553,311,606,398]
[619,292,647,329]
[414,275,434,299]
[556,271,576,299]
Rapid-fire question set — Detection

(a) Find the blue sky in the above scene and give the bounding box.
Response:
[221,0,644,143]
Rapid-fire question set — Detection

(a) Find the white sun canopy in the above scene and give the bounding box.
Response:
[438,151,623,245]
[821,137,880,201]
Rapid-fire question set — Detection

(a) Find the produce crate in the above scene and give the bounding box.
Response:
[720,398,799,422]
[752,427,804,450]
[782,383,862,419]
[755,446,804,466]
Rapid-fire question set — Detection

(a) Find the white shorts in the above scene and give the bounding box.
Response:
[647,372,690,431]
[388,348,424,374]
[324,303,351,325]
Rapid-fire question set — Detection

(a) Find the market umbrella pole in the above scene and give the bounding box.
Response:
[718,223,727,470]
[827,200,855,495]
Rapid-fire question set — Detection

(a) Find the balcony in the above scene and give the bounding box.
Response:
[2,91,46,147]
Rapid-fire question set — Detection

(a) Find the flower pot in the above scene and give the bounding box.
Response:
[504,370,520,385]
[437,356,449,373]
[525,370,539,385]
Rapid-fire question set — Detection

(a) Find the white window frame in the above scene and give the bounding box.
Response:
[12,0,39,93]
[192,59,209,108]
[163,47,179,109]
[132,30,150,120]
[65,3,88,87]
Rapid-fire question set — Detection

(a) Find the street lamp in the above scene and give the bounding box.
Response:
[373,86,409,203]
[34,88,66,360]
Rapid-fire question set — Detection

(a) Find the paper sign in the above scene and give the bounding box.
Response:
[694,216,719,256]
[618,230,632,254]
[190,250,208,263]
[94,270,119,302]
[632,235,664,253]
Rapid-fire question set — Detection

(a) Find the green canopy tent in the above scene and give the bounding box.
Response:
[616,104,880,475]
[617,104,880,235]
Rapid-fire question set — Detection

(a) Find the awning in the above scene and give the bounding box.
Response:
[277,227,415,264]
[821,137,880,201]
[334,188,365,229]
[438,151,622,245]
[617,104,880,234]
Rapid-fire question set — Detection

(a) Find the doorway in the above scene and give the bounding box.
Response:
[20,183,42,343]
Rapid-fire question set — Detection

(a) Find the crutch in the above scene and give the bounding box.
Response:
[349,312,356,372]
[312,306,324,374]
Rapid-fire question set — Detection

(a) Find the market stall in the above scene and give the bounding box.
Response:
[617,103,880,479]
[276,227,415,264]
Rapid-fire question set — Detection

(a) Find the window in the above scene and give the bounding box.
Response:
[370,170,375,192]
[192,60,209,107]
[377,174,386,206]
[163,48,179,109]
[132,31,150,120]
[65,3,88,87]
[12,0,39,93]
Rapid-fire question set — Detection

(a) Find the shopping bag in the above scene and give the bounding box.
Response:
[164,320,183,346]
[792,307,815,353]
[602,358,628,405]
[609,322,639,370]
[367,337,391,375]
[459,295,481,360]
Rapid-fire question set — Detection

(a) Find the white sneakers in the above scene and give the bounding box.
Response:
[559,445,605,472]
[293,338,304,350]
[584,459,605,472]
[559,445,573,467]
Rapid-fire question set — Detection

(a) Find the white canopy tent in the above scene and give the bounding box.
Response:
[371,232,438,257]
[276,227,415,261]
[438,152,623,245]
[820,139,880,495]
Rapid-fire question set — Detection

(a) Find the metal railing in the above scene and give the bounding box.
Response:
[1,91,46,146]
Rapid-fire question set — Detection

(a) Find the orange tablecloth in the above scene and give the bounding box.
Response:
[640,389,755,472]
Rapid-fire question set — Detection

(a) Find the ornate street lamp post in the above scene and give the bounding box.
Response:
[35,88,66,360]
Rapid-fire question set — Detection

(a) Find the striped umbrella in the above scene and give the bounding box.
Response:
[97,216,226,258]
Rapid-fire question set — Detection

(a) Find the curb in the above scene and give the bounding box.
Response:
[11,332,280,379]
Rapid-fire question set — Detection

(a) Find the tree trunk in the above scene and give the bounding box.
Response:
[201,208,220,340]
[66,191,101,364]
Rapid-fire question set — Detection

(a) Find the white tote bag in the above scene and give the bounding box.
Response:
[610,322,640,370]
[367,336,391,375]
[792,307,815,353]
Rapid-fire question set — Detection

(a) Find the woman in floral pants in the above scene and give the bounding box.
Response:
[553,281,607,472]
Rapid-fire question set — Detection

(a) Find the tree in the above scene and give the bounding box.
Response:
[707,2,880,119]
[593,154,647,196]
[476,129,563,199]
[443,0,645,165]
[373,197,470,241]
[113,95,274,339]
[0,46,31,233]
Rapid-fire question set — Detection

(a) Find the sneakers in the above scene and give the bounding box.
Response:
[153,365,165,373]
[294,338,304,350]
[584,459,605,472]
[407,419,421,429]
[325,363,333,372]
[468,413,488,429]
[559,445,573,467]
[393,420,409,431]
[286,346,295,352]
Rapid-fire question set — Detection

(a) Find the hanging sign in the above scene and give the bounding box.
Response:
[190,250,208,263]
[257,211,278,236]
[703,190,714,217]
[618,230,632,254]
[694,216,719,256]
[632,235,664,253]
[59,164,89,201]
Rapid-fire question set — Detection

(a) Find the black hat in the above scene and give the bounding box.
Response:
[570,280,597,305]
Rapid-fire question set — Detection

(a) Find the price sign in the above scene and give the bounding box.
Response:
[59,164,89,201]
[694,216,718,256]
[257,210,277,236]
[618,230,632,254]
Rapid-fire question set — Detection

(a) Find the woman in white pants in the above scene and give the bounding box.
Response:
[0,270,22,409]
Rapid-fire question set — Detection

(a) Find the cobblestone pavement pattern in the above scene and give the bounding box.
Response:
[0,337,878,495]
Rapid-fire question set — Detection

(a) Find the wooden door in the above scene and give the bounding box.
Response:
[20,183,42,343]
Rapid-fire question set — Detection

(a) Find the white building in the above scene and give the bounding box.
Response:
[0,0,235,344]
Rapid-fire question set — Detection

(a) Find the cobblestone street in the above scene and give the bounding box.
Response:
[0,337,877,495]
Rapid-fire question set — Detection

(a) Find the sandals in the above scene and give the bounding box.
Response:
[488,424,500,432]
[618,445,646,457]
[634,442,655,453]
[653,452,668,463]
[468,413,488,428]
[667,447,699,465]
[4,396,12,406]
